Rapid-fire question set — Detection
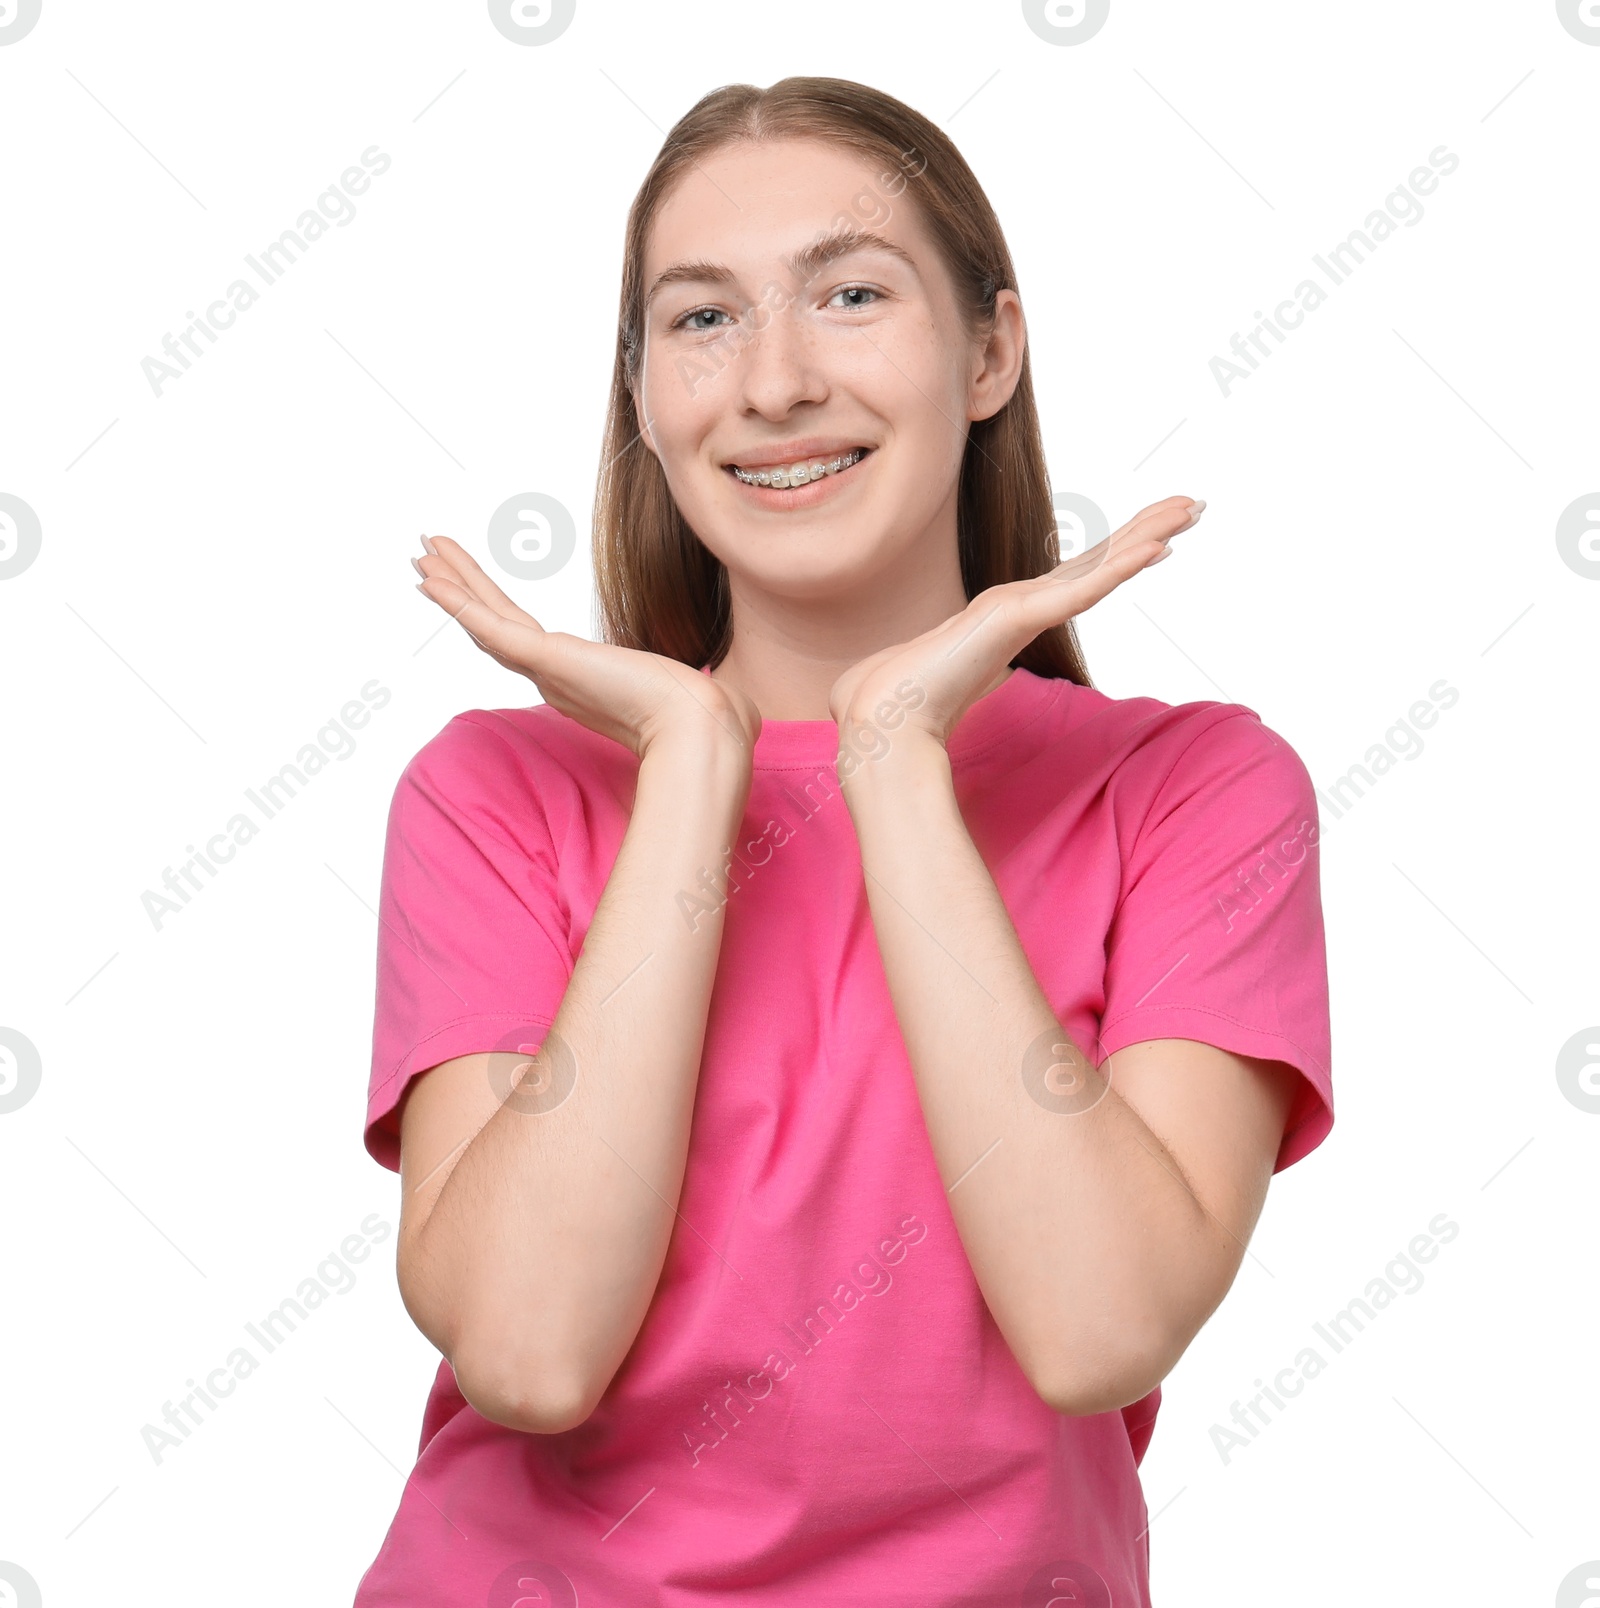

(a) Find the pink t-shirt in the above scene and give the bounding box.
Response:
[357,665,1333,1607]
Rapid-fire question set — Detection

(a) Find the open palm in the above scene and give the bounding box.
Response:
[413,534,762,759]
[828,495,1203,747]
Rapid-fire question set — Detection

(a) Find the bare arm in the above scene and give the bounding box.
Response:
[842,732,1299,1415]
[822,493,1307,1415]
[392,537,758,1434]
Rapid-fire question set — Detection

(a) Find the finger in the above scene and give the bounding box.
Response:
[412,535,469,590]
[1054,533,1157,607]
[1046,497,1200,587]
[1108,496,1203,551]
[413,545,549,679]
[415,543,524,626]
[960,497,1200,662]
[994,527,1164,648]
[416,569,548,672]
[422,535,545,630]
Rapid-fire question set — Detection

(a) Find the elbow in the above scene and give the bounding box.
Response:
[451,1346,606,1436]
[1033,1372,1161,1419]
[1025,1329,1177,1418]
[397,1261,609,1435]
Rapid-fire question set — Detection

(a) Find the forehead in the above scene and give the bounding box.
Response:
[644,136,934,282]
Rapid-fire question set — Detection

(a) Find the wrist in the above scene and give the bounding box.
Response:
[836,717,949,802]
[641,723,753,793]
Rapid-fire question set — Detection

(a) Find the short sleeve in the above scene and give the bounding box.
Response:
[364,713,575,1171]
[1096,709,1334,1172]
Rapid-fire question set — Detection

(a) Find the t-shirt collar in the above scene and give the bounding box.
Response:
[696,662,1053,770]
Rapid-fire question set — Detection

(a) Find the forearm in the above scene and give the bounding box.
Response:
[408,730,752,1424]
[843,736,1236,1411]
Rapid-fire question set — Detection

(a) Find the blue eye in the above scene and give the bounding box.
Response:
[672,306,732,332]
[670,284,882,333]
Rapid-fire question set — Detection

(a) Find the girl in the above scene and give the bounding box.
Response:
[357,76,1333,1607]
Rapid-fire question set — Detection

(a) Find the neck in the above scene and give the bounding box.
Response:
[708,524,972,721]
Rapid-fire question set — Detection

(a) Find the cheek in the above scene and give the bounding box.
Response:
[639,358,720,457]
[844,315,962,414]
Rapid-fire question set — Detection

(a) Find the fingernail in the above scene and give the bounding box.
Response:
[421,535,439,555]
[415,580,428,593]
[1149,546,1174,565]
[410,555,426,577]
[1187,499,1206,521]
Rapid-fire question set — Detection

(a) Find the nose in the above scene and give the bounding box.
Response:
[731,297,830,421]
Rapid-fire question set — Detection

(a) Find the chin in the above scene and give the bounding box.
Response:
[711,521,890,600]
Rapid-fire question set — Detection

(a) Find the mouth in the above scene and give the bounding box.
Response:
[723,446,875,491]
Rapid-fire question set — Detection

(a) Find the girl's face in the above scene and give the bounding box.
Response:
[635,136,1020,603]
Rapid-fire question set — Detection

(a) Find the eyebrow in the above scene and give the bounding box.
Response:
[644,226,918,307]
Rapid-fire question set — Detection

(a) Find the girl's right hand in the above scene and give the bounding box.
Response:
[412,534,761,762]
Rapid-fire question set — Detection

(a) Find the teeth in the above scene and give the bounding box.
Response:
[732,448,865,487]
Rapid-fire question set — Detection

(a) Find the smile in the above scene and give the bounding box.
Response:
[727,448,869,489]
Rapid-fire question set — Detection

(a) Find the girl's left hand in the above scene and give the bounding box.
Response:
[827,494,1204,750]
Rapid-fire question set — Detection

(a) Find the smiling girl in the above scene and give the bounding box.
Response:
[356,77,1334,1608]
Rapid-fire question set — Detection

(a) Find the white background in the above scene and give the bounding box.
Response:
[1,1,1596,1604]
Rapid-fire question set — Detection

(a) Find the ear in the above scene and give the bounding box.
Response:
[633,385,660,459]
[968,289,1026,423]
